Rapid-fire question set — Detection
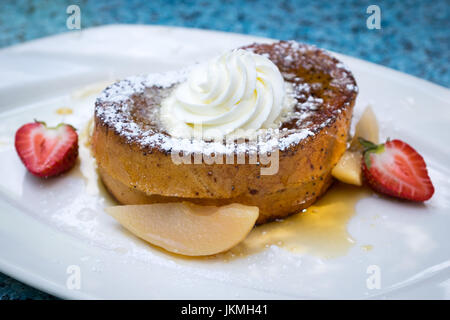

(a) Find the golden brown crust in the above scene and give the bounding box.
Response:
[94,102,351,224]
[92,41,357,224]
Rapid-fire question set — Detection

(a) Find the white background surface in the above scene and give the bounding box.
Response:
[0,25,449,299]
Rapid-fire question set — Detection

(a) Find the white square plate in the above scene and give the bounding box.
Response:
[0,25,449,299]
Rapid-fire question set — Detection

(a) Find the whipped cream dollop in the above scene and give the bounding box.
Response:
[160,49,292,139]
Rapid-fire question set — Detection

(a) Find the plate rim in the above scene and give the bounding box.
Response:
[0,24,449,300]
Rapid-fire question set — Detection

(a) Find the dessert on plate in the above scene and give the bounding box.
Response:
[92,41,358,225]
[14,40,434,256]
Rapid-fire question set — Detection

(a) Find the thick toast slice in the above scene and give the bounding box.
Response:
[92,41,358,224]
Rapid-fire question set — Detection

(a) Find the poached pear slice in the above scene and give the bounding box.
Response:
[334,105,379,186]
[106,202,259,256]
[350,105,379,150]
[332,150,363,186]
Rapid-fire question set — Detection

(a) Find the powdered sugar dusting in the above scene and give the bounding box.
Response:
[95,41,357,155]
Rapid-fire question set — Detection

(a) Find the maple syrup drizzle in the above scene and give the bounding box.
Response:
[56,107,73,115]
[218,183,371,260]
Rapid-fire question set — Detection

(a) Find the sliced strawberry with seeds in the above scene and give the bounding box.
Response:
[359,138,434,202]
[15,121,78,178]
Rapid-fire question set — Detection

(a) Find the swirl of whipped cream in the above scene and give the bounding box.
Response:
[160,49,286,139]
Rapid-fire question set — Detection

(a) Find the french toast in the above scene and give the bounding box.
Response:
[92,41,358,224]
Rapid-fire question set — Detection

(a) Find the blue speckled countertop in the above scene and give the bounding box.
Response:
[0,0,449,300]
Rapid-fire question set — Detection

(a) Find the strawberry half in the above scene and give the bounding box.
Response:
[359,138,434,202]
[15,121,78,178]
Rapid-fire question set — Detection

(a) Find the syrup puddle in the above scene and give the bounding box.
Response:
[219,183,371,260]
[55,107,73,115]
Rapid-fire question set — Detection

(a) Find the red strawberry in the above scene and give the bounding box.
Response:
[359,138,434,202]
[15,121,78,178]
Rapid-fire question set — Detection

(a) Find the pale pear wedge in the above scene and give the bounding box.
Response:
[350,105,379,150]
[106,202,259,256]
[331,150,363,186]
[334,105,379,185]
